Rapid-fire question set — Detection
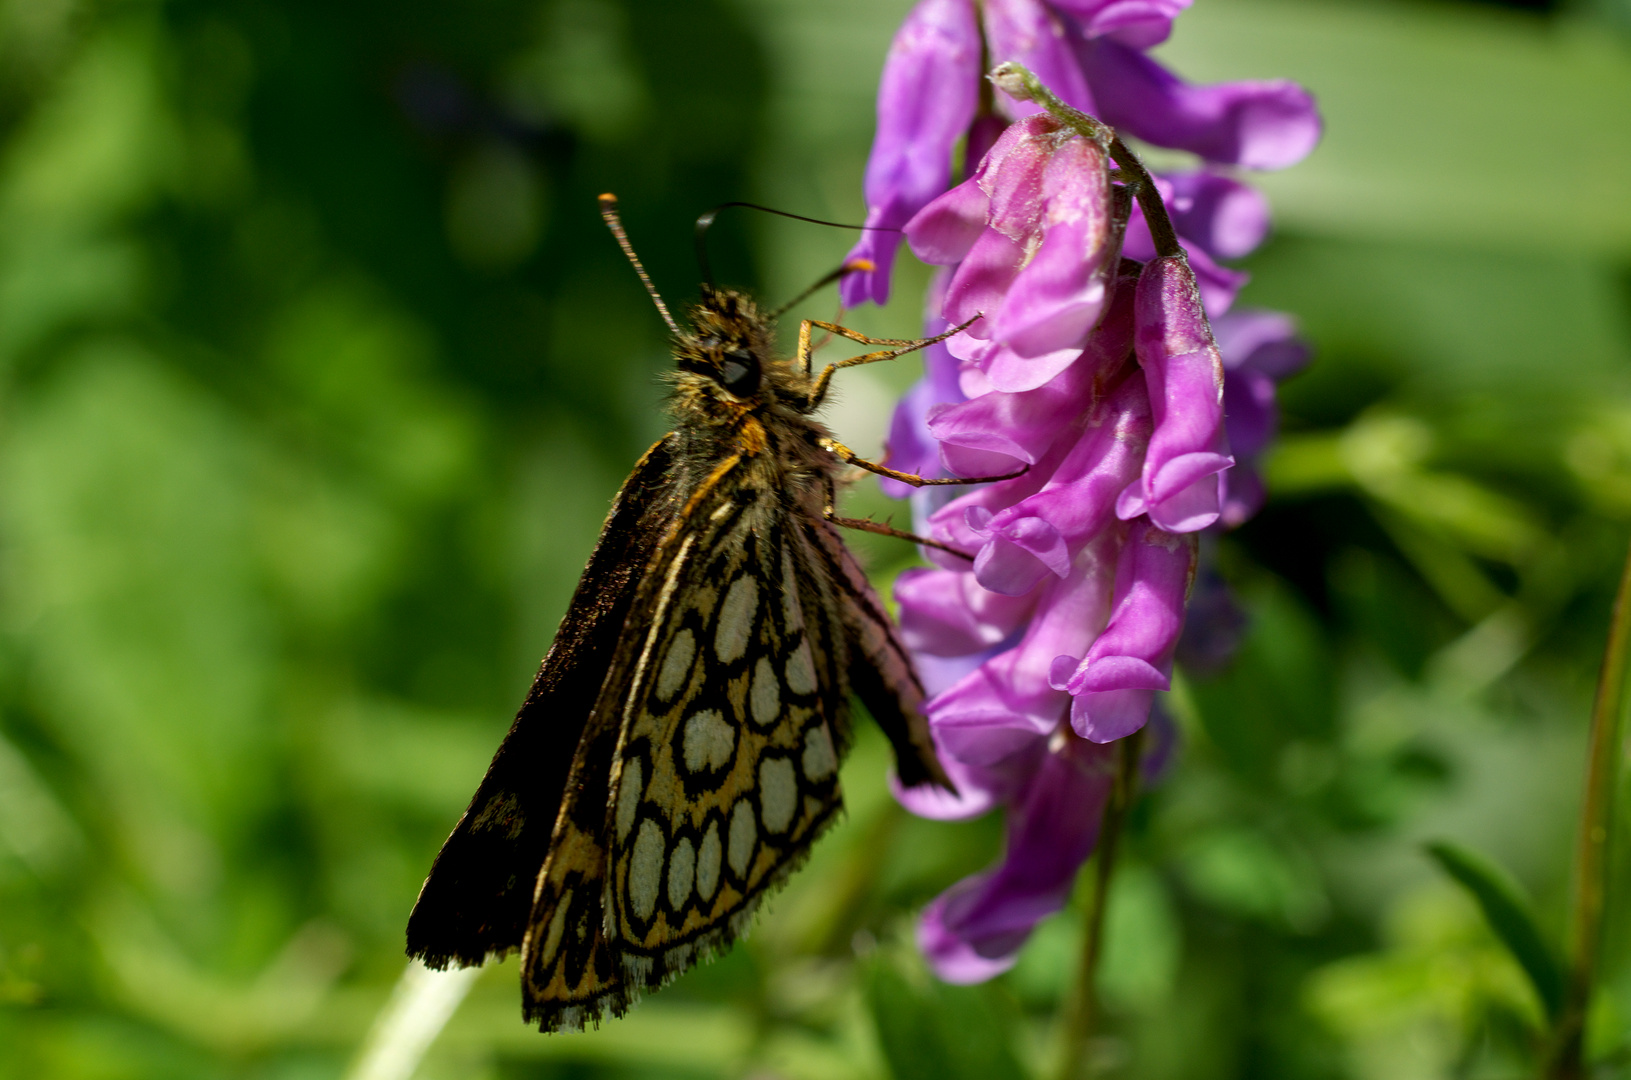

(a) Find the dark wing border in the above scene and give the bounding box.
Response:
[406,435,679,969]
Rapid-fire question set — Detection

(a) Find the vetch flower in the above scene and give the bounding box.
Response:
[1113,254,1232,533]
[916,734,1117,982]
[848,13,1316,980]
[843,0,981,307]
[1075,35,1321,171]
[1212,309,1312,527]
[905,113,1117,393]
[1049,520,1196,742]
[1050,0,1192,48]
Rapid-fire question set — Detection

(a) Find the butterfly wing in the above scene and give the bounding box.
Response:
[517,447,849,1027]
[600,477,851,983]
[406,436,679,970]
[411,423,951,1032]
[804,518,950,792]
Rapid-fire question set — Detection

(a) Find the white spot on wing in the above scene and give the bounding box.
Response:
[727,800,756,879]
[630,819,664,921]
[656,628,695,702]
[802,725,837,781]
[667,836,696,913]
[786,637,817,696]
[697,821,722,900]
[750,657,780,727]
[616,757,643,842]
[715,576,759,662]
[539,886,572,963]
[683,709,735,773]
[760,756,797,834]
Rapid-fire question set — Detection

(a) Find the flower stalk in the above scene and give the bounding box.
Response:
[1549,535,1631,1078]
[1057,730,1142,1080]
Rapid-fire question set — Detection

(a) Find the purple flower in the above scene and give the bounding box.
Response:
[981,0,1096,124]
[906,114,1117,394]
[880,269,965,497]
[1113,255,1232,533]
[843,0,981,308]
[1051,0,1192,48]
[1077,37,1321,171]
[924,534,1120,764]
[845,0,1318,984]
[1212,309,1312,527]
[917,734,1117,982]
[1049,520,1196,742]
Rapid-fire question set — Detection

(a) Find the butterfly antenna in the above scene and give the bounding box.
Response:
[694,201,901,299]
[769,258,875,320]
[599,193,680,334]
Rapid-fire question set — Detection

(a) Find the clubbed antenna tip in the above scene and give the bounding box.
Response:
[599,193,680,334]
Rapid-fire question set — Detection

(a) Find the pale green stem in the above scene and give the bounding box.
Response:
[345,960,481,1080]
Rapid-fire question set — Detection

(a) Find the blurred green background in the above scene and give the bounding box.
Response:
[1,0,1629,1077]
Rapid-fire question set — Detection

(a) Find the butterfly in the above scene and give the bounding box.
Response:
[405,195,1010,1033]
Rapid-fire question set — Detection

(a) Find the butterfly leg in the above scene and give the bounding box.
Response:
[820,437,1028,487]
[798,316,980,409]
[821,475,972,560]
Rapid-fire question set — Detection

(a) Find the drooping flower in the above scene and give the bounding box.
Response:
[856,42,1317,983]
[1113,254,1231,533]
[906,113,1117,394]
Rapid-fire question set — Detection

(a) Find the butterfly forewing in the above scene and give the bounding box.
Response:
[603,463,850,977]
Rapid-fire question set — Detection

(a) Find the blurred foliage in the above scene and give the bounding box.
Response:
[0,0,1629,1078]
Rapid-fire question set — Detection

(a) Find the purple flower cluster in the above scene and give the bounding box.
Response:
[846,1,1318,983]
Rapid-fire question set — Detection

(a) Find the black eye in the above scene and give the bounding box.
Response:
[719,348,760,396]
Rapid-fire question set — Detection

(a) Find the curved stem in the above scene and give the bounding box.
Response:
[1056,730,1144,1080]
[1549,534,1631,1078]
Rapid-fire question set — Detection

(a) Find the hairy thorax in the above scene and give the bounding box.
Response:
[664,289,842,511]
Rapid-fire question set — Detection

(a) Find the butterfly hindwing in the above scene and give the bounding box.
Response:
[406,436,679,970]
[509,448,831,1028]
[602,455,849,981]
[517,714,627,1030]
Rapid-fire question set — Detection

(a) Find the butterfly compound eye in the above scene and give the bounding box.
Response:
[719,349,760,396]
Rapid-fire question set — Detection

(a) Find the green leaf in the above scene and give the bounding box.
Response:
[864,956,1029,1080]
[1424,840,1565,1020]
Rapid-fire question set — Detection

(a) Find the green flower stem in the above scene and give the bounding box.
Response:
[988,62,1184,260]
[1056,730,1143,1080]
[1550,534,1631,1079]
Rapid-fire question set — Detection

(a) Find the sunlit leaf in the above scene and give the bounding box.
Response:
[1424,840,1564,1021]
